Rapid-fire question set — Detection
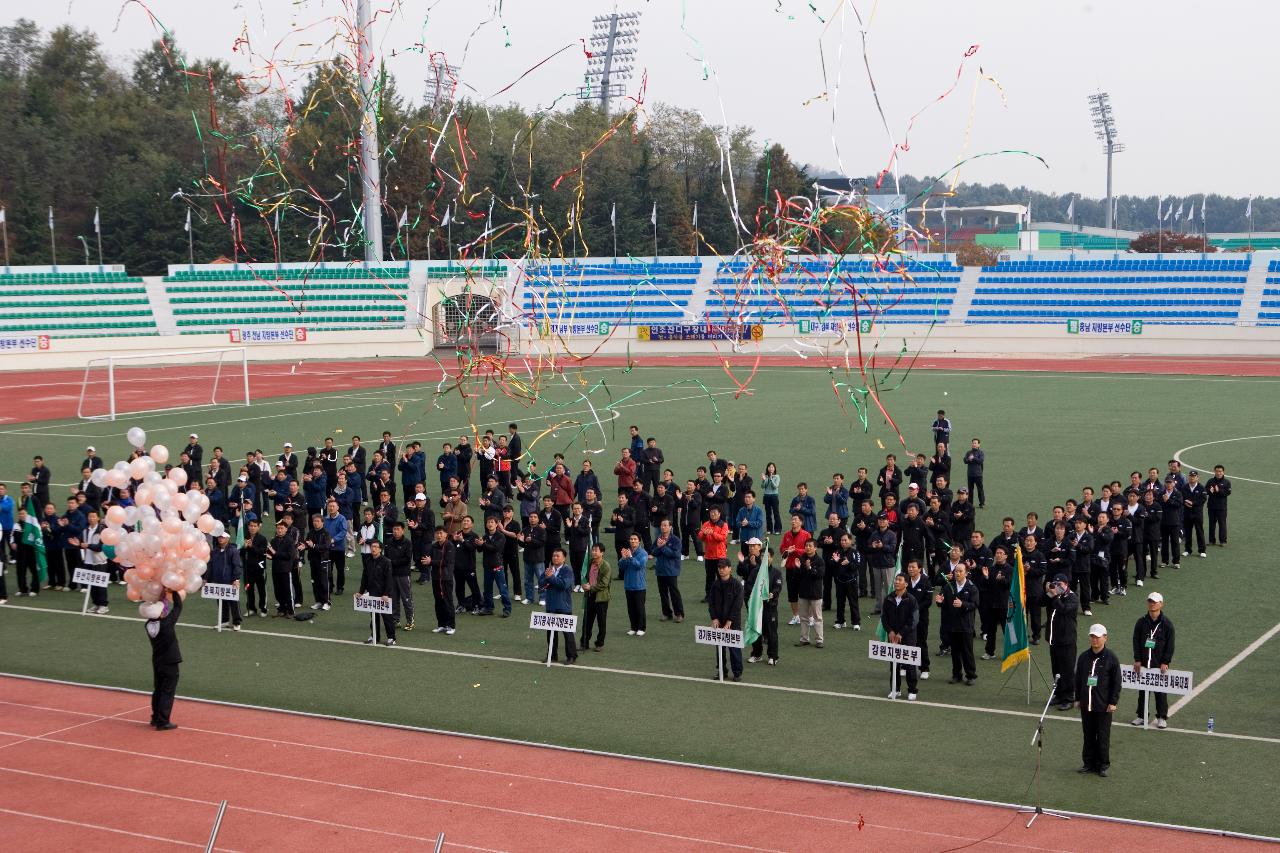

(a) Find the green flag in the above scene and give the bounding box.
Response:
[743,558,769,646]
[22,497,48,584]
[234,512,245,548]
[1001,547,1031,672]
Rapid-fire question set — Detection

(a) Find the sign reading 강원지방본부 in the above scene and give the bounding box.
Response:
[1118,665,1193,695]
[529,611,578,632]
[1066,319,1143,335]
[695,625,745,648]
[200,582,239,601]
[354,594,393,614]
[71,568,110,588]
[868,640,922,667]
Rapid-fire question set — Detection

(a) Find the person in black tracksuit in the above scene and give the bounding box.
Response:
[1140,491,1162,582]
[1158,480,1184,569]
[267,521,297,616]
[1206,466,1230,546]
[979,548,1012,659]
[565,506,593,586]
[904,560,934,677]
[935,564,979,684]
[881,573,920,697]
[816,513,846,610]
[1075,627,1122,776]
[359,540,396,644]
[1068,518,1094,614]
[962,439,985,508]
[427,528,456,632]
[241,519,269,617]
[1021,535,1047,643]
[1105,505,1132,597]
[1131,594,1176,726]
[304,514,332,610]
[452,518,483,612]
[707,561,745,681]
[1089,516,1113,607]
[1046,575,1079,710]
[830,534,863,630]
[1181,471,1207,557]
[146,591,183,730]
[383,522,415,628]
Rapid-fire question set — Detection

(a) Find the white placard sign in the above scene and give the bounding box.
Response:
[868,640,922,667]
[200,583,239,601]
[1119,665,1193,696]
[354,594,393,614]
[695,625,745,648]
[72,569,110,588]
[530,611,578,632]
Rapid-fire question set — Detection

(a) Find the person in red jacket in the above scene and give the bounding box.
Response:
[780,513,812,626]
[698,505,729,602]
[613,449,638,498]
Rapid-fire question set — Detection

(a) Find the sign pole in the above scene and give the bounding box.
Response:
[891,659,898,697]
[718,646,724,683]
[81,585,92,615]
[371,611,376,643]
[546,630,555,667]
[217,599,223,633]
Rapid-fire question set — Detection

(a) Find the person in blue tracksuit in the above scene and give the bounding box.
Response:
[651,519,684,622]
[733,491,765,556]
[789,483,817,533]
[541,549,577,664]
[619,534,649,635]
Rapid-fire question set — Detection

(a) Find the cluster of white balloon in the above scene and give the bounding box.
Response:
[87,427,221,619]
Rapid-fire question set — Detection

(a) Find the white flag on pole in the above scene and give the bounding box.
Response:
[93,207,100,234]
[1175,202,1184,221]
[1164,203,1173,222]
[1065,197,1074,220]
[610,203,616,227]
[397,208,408,229]
[48,206,54,231]
[440,205,451,227]
[568,206,575,228]
[184,208,191,232]
[1201,196,1207,221]
[1245,196,1253,219]
[273,207,280,233]
[941,200,948,222]
[651,202,657,226]
[1187,203,1196,222]
[692,201,698,229]
[0,208,6,225]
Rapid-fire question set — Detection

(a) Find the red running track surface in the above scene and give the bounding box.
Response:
[0,676,1268,852]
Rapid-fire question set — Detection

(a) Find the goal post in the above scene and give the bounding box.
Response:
[76,347,250,421]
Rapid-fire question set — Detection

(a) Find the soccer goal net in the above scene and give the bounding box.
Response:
[76,347,250,421]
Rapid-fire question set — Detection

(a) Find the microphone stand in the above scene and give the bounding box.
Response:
[1019,673,1071,828]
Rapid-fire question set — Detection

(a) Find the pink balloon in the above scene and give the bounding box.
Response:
[160,571,184,591]
[128,457,150,480]
[126,585,142,602]
[196,514,216,533]
[100,527,121,546]
[106,469,128,489]
[167,468,188,487]
[139,601,163,619]
[140,580,163,601]
[133,564,156,582]
[149,444,170,465]
[105,505,127,526]
[172,493,189,513]
[161,515,183,535]
[183,574,203,594]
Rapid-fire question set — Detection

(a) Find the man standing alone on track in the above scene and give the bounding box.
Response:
[147,589,184,730]
[1075,623,1122,777]
[1131,591,1175,729]
[1206,465,1230,547]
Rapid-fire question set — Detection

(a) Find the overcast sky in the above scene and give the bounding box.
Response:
[21,1,1278,200]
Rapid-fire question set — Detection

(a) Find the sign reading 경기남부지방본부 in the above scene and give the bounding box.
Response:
[694,625,745,648]
[354,594,393,614]
[530,611,578,632]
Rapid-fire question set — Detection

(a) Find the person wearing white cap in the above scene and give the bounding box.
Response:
[185,434,203,469]
[1131,592,1175,728]
[1074,623,1121,776]
[279,442,298,481]
[81,446,103,473]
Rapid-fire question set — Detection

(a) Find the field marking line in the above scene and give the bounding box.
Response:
[0,702,150,752]
[0,805,219,849]
[0,767,507,853]
[1173,434,1280,486]
[1168,622,1280,718]
[7,674,1280,848]
[0,731,791,853]
[6,604,1280,746]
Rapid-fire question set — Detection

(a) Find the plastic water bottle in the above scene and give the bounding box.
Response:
[1207,716,1215,733]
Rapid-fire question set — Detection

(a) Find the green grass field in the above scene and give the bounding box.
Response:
[2,363,1278,838]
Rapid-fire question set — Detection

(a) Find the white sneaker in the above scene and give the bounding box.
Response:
[1131,717,1145,726]
[851,624,861,631]
[887,691,899,699]
[788,615,800,625]
[321,603,331,611]
[748,656,760,663]
[907,692,917,701]
[365,636,376,644]
[1156,718,1168,729]
[97,607,109,615]
[1199,552,1207,558]
[385,639,396,647]
[696,556,704,562]
[310,603,322,610]
[1136,579,1144,587]
[981,653,995,660]
[432,626,446,633]
[573,586,583,593]
[445,628,456,635]
[833,622,844,630]
[627,630,637,636]
[538,599,545,606]
[636,630,645,636]
[87,606,99,614]
[232,623,241,632]
[920,671,929,680]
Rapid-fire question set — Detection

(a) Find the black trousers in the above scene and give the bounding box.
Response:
[272,568,295,614]
[1208,507,1227,544]
[245,566,267,612]
[569,548,587,585]
[151,662,179,726]
[948,629,976,680]
[549,626,578,661]
[1071,571,1091,610]
[750,604,780,660]
[329,550,346,593]
[1128,536,1146,581]
[454,564,481,610]
[657,575,684,618]
[89,581,108,607]
[1141,536,1160,578]
[16,546,39,594]
[582,596,608,647]
[822,571,834,611]
[682,523,703,560]
[1025,592,1044,641]
[982,608,1005,656]
[835,581,860,625]
[1183,512,1205,554]
[1160,527,1182,566]
[967,475,985,507]
[625,589,647,631]
[433,576,455,629]
[309,555,331,605]
[916,612,931,672]
[1108,552,1128,590]
[1137,687,1169,719]
[371,611,397,642]
[1089,561,1109,604]
[1050,644,1076,703]
[1080,709,1113,771]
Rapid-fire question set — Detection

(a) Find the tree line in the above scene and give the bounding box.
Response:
[0,19,1274,276]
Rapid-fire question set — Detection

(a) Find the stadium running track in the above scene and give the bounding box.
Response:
[0,676,1271,852]
[3,354,1280,425]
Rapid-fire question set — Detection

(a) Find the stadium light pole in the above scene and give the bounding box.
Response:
[356,0,383,263]
[580,12,641,115]
[1088,91,1125,232]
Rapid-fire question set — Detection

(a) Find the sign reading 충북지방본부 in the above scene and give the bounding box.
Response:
[1066,319,1144,336]
[694,625,745,648]
[868,640,923,667]
[1118,665,1193,695]
[71,568,110,588]
[530,611,578,632]
[200,582,239,601]
[229,328,307,344]
[354,594,393,614]
[637,324,763,342]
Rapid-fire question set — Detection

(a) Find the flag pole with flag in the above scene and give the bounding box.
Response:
[1,207,9,268]
[692,201,699,257]
[48,206,57,268]
[1002,546,1032,701]
[743,553,769,648]
[396,208,408,259]
[1246,195,1254,249]
[651,202,658,260]
[442,204,452,261]
[93,206,103,268]
[22,497,48,586]
[610,202,617,259]
[184,208,194,267]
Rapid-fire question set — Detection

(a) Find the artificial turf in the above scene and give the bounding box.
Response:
[1,363,1277,837]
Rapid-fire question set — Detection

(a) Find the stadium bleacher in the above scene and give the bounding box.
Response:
[521,261,701,325]
[708,257,960,323]
[0,268,157,337]
[968,256,1249,324]
[162,264,411,333]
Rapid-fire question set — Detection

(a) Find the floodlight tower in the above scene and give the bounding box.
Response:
[1088,91,1125,230]
[425,57,461,108]
[356,0,383,262]
[580,12,641,115]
